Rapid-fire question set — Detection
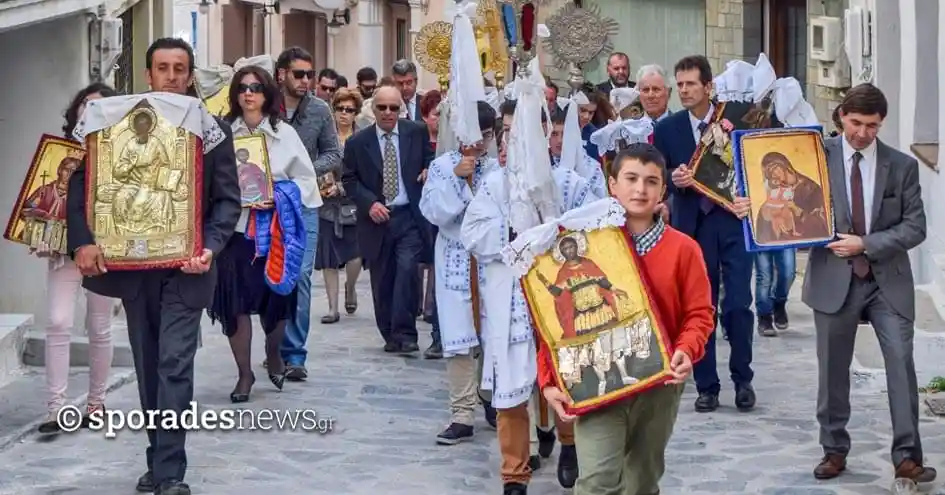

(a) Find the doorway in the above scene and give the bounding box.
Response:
[767,0,808,89]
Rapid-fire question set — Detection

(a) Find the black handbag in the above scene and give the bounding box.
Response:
[337,203,357,226]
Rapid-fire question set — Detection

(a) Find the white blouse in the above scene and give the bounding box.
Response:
[230,117,322,232]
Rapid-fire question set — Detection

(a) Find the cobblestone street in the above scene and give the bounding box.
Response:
[0,275,942,495]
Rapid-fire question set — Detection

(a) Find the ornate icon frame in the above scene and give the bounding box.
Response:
[3,134,85,254]
[233,134,275,209]
[521,226,674,416]
[84,101,204,270]
[732,126,836,252]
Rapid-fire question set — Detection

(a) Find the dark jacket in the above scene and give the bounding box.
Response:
[596,79,636,96]
[652,100,780,237]
[340,119,434,263]
[66,117,241,309]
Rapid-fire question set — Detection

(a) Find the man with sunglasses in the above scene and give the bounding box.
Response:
[356,66,378,100]
[274,46,342,381]
[313,68,339,101]
[341,85,434,355]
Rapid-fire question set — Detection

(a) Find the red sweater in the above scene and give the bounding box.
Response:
[537,226,715,392]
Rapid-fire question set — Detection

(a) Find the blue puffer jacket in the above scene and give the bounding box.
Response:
[247,180,305,295]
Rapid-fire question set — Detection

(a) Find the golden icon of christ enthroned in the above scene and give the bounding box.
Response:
[106,108,184,235]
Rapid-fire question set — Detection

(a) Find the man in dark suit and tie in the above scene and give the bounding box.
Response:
[391,59,425,121]
[652,55,756,414]
[342,85,433,354]
[67,38,241,495]
[799,84,934,483]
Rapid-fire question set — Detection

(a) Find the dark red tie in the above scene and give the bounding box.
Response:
[850,151,871,278]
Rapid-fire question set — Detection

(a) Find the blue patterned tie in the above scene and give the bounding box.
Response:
[697,121,714,214]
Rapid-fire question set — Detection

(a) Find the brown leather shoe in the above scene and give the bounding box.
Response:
[895,459,937,483]
[813,454,847,480]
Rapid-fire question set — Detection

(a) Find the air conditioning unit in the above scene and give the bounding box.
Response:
[810,16,842,63]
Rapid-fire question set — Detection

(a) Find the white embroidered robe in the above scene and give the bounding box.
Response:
[460,166,598,409]
[419,151,498,356]
[553,153,607,200]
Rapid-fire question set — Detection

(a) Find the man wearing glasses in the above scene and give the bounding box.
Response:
[274,46,342,381]
[314,68,339,101]
[341,85,434,355]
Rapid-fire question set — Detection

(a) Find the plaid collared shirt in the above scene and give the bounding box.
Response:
[631,216,666,256]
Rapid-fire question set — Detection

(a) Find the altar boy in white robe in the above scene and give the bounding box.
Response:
[550,97,607,199]
[462,70,597,494]
[421,101,497,444]
[420,3,500,445]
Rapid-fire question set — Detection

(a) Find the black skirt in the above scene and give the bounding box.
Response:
[208,233,297,336]
[314,217,360,270]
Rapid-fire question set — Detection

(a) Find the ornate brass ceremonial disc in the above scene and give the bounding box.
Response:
[544,2,619,68]
[414,21,453,77]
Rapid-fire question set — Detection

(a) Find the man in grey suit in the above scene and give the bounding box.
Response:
[801,84,934,483]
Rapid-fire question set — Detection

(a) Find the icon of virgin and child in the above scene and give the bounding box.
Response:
[534,232,656,400]
[753,151,831,244]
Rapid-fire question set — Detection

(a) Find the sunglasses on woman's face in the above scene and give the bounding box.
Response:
[335,106,357,114]
[238,83,265,94]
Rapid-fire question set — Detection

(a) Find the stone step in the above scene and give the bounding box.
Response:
[0,365,136,452]
[0,314,32,389]
[20,329,134,368]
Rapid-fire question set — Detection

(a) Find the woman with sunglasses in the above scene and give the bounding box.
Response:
[36,82,119,435]
[313,87,364,324]
[211,65,321,402]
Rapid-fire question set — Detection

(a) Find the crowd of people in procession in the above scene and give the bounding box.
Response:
[18,28,934,495]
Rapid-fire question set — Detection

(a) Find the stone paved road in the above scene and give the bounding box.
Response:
[0,276,943,495]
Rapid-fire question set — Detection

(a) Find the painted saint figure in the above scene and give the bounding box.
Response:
[111,109,177,235]
[235,147,271,206]
[538,235,625,338]
[22,156,81,221]
[754,151,830,244]
[538,234,645,397]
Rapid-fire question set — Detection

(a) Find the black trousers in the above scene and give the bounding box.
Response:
[122,271,202,485]
[369,207,423,346]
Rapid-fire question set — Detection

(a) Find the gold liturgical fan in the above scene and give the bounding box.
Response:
[543,1,619,94]
[414,21,453,91]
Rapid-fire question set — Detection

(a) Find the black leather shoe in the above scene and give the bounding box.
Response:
[154,480,191,495]
[503,482,527,494]
[383,342,400,353]
[399,342,420,354]
[735,384,756,411]
[135,471,153,492]
[423,341,443,359]
[694,392,720,412]
[536,427,556,458]
[557,444,578,488]
[482,400,497,428]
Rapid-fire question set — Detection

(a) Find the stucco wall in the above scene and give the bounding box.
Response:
[0,15,91,322]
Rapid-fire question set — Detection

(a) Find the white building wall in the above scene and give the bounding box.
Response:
[0,15,91,322]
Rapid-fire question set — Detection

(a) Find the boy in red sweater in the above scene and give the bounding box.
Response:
[539,143,715,494]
